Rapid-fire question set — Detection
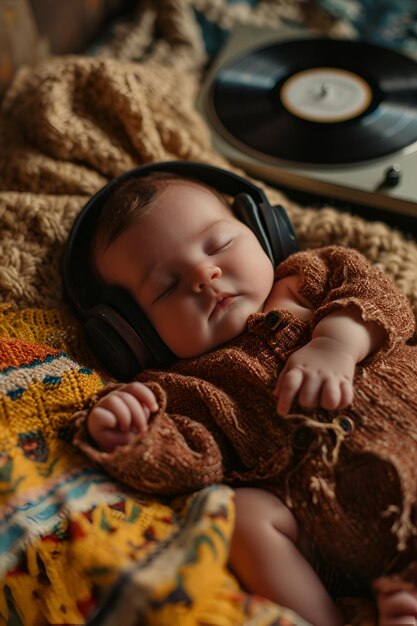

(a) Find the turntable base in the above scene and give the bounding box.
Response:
[197,25,417,222]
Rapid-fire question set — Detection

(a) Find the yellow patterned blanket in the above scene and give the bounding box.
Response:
[0,306,308,626]
[1,6,417,625]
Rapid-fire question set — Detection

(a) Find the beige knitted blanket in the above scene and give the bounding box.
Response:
[0,54,416,333]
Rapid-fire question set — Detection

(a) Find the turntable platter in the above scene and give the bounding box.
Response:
[210,38,417,165]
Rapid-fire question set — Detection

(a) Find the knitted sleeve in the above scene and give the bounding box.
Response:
[73,379,225,496]
[276,245,415,354]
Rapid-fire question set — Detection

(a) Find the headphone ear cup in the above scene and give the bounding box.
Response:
[232,193,299,267]
[84,313,140,381]
[232,193,275,265]
[85,287,176,379]
[266,203,299,264]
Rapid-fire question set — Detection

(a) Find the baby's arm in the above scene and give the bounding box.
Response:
[74,376,226,496]
[274,298,384,415]
[272,246,415,415]
[87,381,159,452]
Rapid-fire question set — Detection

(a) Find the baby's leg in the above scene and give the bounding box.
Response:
[229,487,343,626]
[376,589,417,625]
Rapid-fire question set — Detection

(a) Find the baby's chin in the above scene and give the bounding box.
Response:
[168,305,259,359]
[172,328,244,360]
[205,318,252,355]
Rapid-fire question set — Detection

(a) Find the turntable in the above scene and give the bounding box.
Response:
[197,25,417,219]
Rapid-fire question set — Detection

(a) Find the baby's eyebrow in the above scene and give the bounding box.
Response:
[199,218,231,236]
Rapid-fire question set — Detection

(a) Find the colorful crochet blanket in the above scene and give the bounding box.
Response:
[1,3,417,625]
[0,307,311,626]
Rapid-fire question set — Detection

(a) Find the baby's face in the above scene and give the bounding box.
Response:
[95,180,275,358]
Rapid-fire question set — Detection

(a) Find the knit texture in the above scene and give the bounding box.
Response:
[1,3,417,625]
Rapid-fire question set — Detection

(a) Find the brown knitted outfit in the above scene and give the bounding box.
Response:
[74,246,417,596]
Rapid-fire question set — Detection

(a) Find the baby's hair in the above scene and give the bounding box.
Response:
[93,171,231,255]
[94,172,180,254]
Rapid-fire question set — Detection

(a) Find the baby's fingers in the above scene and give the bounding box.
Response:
[87,406,120,445]
[121,382,159,412]
[320,378,353,410]
[89,406,118,432]
[117,390,151,435]
[274,367,304,415]
[97,393,135,432]
[297,375,322,409]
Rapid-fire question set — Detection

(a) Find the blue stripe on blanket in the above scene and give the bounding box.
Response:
[0,352,94,399]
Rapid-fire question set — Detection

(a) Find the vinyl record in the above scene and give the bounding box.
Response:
[209,38,417,165]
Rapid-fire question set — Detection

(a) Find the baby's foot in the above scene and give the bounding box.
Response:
[377,589,417,626]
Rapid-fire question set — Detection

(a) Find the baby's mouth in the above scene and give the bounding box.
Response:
[209,293,236,319]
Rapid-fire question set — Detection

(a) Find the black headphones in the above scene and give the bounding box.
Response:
[63,161,299,380]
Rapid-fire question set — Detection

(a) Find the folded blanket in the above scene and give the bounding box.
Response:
[0,45,417,626]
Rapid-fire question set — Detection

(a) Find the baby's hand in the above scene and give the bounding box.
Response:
[376,589,417,626]
[273,337,355,415]
[87,382,159,452]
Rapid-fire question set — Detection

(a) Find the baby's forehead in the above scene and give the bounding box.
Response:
[155,177,232,210]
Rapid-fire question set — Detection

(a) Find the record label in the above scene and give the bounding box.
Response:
[280,67,372,123]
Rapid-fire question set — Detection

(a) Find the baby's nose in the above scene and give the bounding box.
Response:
[192,263,222,293]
